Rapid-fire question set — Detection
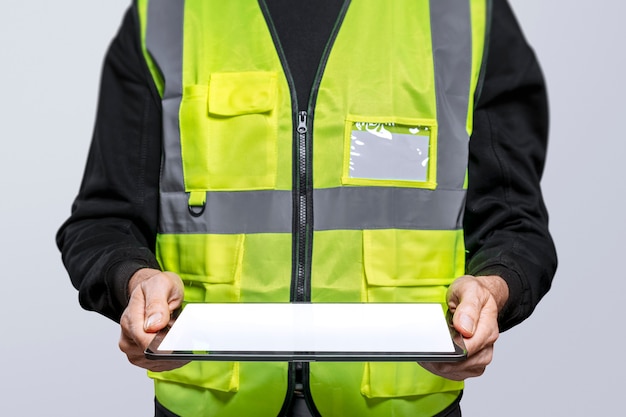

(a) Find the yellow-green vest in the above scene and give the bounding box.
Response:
[136,0,488,416]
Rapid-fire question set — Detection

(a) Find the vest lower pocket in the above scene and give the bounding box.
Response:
[310,362,463,416]
[157,233,244,303]
[360,229,465,397]
[363,229,464,303]
[153,362,289,417]
[361,362,462,398]
[149,361,239,392]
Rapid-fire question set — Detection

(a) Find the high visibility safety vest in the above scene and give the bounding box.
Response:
[137,0,488,415]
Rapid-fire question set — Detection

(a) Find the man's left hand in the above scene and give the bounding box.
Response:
[419,275,509,381]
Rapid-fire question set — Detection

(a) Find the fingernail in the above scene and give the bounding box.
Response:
[145,312,163,330]
[460,315,475,334]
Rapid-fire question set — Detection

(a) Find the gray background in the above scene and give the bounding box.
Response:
[0,0,623,415]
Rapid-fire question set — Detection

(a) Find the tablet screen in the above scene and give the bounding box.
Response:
[146,303,466,362]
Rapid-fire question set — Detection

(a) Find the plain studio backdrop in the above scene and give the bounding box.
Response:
[0,1,622,415]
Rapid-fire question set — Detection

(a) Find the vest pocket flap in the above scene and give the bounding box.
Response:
[363,229,460,287]
[149,361,239,392]
[157,234,244,302]
[208,71,277,116]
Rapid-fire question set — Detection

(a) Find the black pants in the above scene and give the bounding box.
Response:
[155,395,462,417]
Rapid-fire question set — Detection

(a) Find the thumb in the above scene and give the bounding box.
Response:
[453,307,478,338]
[142,273,183,333]
[448,278,484,338]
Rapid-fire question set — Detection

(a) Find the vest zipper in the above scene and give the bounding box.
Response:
[294,110,311,303]
[258,0,313,304]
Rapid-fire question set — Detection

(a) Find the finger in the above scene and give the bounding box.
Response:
[419,345,494,381]
[142,273,183,333]
[119,272,185,369]
[119,307,189,372]
[119,331,189,372]
[120,287,151,347]
[163,271,185,308]
[120,314,155,358]
[461,305,499,356]
[449,280,487,338]
[146,359,190,372]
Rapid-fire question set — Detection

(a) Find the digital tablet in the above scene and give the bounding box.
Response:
[145,303,466,362]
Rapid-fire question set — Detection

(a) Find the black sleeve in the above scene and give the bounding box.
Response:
[464,0,558,331]
[56,6,162,323]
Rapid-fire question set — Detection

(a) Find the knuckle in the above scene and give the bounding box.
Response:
[120,310,130,325]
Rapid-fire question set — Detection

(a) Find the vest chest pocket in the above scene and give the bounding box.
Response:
[342,116,438,189]
[179,71,279,191]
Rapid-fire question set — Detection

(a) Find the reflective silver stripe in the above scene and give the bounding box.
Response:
[160,190,293,234]
[146,0,185,193]
[314,187,465,231]
[430,0,473,189]
[159,188,465,234]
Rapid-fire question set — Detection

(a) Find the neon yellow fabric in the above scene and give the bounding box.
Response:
[309,363,461,416]
[180,72,280,192]
[136,0,163,96]
[307,362,460,416]
[308,229,465,416]
[468,0,488,136]
[137,0,487,415]
[156,233,293,304]
[179,1,293,193]
[152,232,293,416]
[313,3,437,190]
[152,363,289,417]
[208,71,277,116]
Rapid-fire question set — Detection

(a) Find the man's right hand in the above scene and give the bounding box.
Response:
[119,268,187,372]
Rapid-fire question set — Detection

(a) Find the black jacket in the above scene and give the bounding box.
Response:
[57,0,557,331]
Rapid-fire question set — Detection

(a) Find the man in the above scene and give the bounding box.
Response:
[57,0,557,416]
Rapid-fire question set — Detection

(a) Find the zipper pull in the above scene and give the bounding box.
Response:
[297,111,308,134]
